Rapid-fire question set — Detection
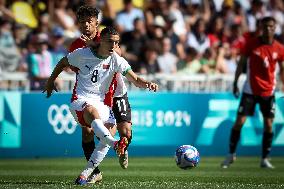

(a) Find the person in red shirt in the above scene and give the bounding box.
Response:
[67,5,103,183]
[221,16,284,169]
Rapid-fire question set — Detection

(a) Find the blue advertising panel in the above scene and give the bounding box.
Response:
[0,92,283,157]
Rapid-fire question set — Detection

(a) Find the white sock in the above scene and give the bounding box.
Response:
[81,142,110,177]
[91,119,117,147]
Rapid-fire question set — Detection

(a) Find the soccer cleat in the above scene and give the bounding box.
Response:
[75,175,88,185]
[221,153,236,168]
[114,137,128,156]
[87,171,103,184]
[119,150,129,169]
[260,158,275,169]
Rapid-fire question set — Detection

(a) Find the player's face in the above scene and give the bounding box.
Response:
[262,20,276,38]
[78,16,98,36]
[100,34,120,54]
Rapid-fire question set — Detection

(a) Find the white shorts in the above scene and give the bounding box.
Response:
[69,98,116,127]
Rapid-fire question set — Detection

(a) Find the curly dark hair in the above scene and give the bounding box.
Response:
[76,5,99,20]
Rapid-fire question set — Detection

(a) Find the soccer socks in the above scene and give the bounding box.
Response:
[91,119,116,147]
[262,132,274,159]
[229,129,241,154]
[82,141,101,174]
[81,142,110,177]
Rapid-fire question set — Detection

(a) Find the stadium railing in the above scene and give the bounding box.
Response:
[0,71,282,92]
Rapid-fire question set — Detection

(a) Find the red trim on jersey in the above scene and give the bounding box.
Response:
[71,74,79,102]
[104,73,118,107]
[242,37,284,96]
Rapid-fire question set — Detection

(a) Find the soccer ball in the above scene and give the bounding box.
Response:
[175,145,200,169]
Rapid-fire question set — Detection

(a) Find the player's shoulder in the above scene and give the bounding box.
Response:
[69,38,86,52]
[69,47,92,57]
[111,52,126,61]
[273,40,284,48]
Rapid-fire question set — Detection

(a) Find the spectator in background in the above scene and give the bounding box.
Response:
[149,15,166,40]
[268,0,284,35]
[121,17,148,72]
[157,37,178,74]
[246,0,266,32]
[182,0,211,27]
[49,26,68,69]
[0,0,14,21]
[144,0,169,30]
[216,42,237,74]
[164,13,185,60]
[140,41,160,74]
[177,47,201,74]
[85,0,116,26]
[27,33,53,90]
[12,23,29,72]
[187,18,210,55]
[168,0,186,37]
[0,19,20,73]
[199,48,218,74]
[230,23,245,56]
[115,0,144,33]
[207,16,225,48]
[53,0,79,38]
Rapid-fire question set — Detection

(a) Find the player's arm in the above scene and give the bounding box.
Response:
[233,55,247,97]
[125,69,158,92]
[43,56,70,98]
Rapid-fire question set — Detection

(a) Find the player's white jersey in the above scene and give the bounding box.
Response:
[67,47,131,101]
[114,73,127,97]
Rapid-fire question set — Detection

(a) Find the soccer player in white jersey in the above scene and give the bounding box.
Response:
[69,6,133,175]
[43,26,158,185]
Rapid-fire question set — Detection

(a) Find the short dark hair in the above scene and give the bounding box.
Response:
[261,16,276,24]
[76,6,99,20]
[100,26,119,37]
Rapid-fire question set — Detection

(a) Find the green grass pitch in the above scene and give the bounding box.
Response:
[0,157,283,189]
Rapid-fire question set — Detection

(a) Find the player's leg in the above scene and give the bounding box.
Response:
[221,93,255,168]
[117,121,132,168]
[113,94,132,169]
[81,122,117,184]
[81,127,102,183]
[75,104,127,185]
[82,127,95,161]
[259,95,275,168]
[82,105,118,147]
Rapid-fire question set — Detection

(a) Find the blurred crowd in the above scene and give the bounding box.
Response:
[1,0,284,90]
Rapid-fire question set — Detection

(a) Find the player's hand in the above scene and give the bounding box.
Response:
[146,82,159,92]
[42,79,58,98]
[233,82,239,98]
[81,34,96,47]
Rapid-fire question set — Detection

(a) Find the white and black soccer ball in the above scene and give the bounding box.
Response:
[175,145,200,169]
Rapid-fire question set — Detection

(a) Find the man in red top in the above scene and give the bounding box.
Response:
[68,6,103,183]
[221,16,284,169]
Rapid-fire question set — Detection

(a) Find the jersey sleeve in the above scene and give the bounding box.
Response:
[114,53,131,76]
[66,48,82,68]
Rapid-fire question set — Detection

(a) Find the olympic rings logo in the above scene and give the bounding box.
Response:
[47,104,77,134]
